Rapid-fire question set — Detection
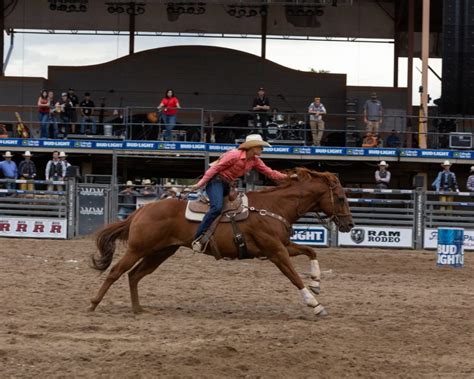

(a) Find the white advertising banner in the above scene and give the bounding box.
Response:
[0,217,67,239]
[338,226,413,248]
[290,225,328,246]
[424,228,474,250]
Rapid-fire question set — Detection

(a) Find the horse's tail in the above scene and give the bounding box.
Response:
[91,208,142,271]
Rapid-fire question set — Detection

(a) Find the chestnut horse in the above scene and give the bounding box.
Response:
[89,168,354,317]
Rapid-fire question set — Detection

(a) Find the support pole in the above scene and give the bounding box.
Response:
[129,12,135,55]
[0,0,5,76]
[419,0,430,149]
[406,0,414,148]
[261,7,267,59]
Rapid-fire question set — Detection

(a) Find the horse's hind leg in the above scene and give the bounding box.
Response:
[88,250,142,312]
[128,247,178,314]
[286,242,321,295]
[259,240,327,317]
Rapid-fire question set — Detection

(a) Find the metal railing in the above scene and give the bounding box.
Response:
[1,104,474,149]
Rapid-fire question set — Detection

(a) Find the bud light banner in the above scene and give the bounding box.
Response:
[424,228,474,250]
[77,185,109,236]
[290,225,328,246]
[338,226,413,248]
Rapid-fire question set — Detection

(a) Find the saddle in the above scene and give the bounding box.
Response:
[185,193,249,222]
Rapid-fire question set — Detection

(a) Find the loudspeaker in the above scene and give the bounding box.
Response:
[442,0,474,115]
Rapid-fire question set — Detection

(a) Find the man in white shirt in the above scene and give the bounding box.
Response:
[308,97,327,146]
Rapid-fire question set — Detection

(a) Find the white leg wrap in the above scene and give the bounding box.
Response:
[310,260,321,280]
[300,288,318,308]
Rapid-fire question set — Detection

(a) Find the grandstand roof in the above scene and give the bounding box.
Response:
[3,0,442,56]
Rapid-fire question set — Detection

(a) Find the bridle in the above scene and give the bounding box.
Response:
[314,181,352,230]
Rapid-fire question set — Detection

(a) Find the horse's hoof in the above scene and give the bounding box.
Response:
[315,307,329,317]
[133,306,145,314]
[309,285,321,295]
[87,305,96,312]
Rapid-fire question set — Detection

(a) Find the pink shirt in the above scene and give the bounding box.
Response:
[197,149,287,188]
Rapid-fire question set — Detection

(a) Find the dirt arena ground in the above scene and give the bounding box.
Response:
[1,238,473,378]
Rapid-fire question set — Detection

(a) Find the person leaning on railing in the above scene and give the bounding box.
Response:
[18,151,36,191]
[45,151,66,192]
[0,151,17,194]
[432,160,459,211]
[118,181,140,221]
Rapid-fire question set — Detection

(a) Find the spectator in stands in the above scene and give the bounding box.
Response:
[18,151,36,191]
[57,92,73,139]
[308,97,327,146]
[68,88,79,134]
[0,151,18,192]
[158,89,181,141]
[45,151,66,191]
[161,181,179,199]
[59,151,71,176]
[47,91,59,139]
[140,179,157,197]
[432,160,459,211]
[363,92,383,136]
[252,87,270,140]
[80,92,96,135]
[386,129,402,148]
[467,166,474,192]
[375,161,391,189]
[37,89,50,139]
[118,181,140,220]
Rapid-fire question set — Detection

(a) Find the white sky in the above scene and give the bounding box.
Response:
[3,32,442,105]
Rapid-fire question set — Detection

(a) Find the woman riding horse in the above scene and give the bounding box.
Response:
[191,134,289,253]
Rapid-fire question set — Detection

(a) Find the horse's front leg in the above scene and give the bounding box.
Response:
[257,240,327,318]
[286,242,321,295]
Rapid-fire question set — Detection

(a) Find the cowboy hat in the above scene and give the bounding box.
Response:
[470,166,474,172]
[3,151,13,158]
[238,134,271,150]
[163,181,173,188]
[142,179,151,185]
[378,161,389,167]
[441,160,451,167]
[59,151,67,158]
[125,180,134,186]
[23,151,32,157]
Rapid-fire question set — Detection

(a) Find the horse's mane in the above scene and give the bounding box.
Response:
[250,167,339,194]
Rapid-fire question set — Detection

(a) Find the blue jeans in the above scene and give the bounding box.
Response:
[81,116,96,134]
[39,113,49,139]
[195,176,230,239]
[48,114,59,139]
[59,114,70,138]
[162,114,177,141]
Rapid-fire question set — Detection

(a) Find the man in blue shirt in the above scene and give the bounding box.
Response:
[0,151,18,192]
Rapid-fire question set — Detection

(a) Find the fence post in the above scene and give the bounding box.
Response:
[67,178,76,239]
[414,188,425,249]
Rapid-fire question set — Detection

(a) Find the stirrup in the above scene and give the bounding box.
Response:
[192,238,203,253]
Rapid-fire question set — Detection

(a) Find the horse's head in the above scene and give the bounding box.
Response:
[293,168,354,233]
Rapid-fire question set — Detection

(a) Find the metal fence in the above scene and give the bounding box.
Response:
[2,179,474,250]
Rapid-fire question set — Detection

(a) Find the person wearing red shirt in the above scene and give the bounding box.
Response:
[37,89,50,139]
[158,89,181,141]
[190,134,289,253]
